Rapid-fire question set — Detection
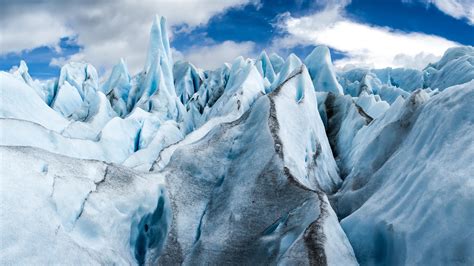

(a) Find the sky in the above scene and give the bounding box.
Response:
[1,0,473,79]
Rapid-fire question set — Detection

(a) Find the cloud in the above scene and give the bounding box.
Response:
[179,41,257,70]
[49,57,68,68]
[413,0,474,25]
[0,11,71,54]
[0,0,259,74]
[273,2,460,69]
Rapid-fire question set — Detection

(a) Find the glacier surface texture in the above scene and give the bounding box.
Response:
[1,16,473,266]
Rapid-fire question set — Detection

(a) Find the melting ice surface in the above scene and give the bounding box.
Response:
[1,15,473,265]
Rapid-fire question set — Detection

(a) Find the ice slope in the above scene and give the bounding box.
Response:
[0,103,182,166]
[423,46,474,90]
[153,58,355,265]
[10,61,49,102]
[0,117,140,163]
[1,67,145,163]
[0,146,169,265]
[0,71,70,132]
[337,46,473,101]
[329,82,474,265]
[269,56,340,192]
[270,54,302,92]
[332,90,432,218]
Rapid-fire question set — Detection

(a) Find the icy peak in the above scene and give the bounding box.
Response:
[13,60,42,98]
[119,58,128,71]
[271,53,303,92]
[305,46,343,95]
[126,15,186,123]
[101,59,132,117]
[58,62,99,94]
[269,53,285,74]
[145,15,172,71]
[255,51,276,84]
[18,60,28,73]
[102,59,130,92]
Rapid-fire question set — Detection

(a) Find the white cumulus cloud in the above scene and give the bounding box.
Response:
[273,3,460,69]
[179,41,257,70]
[413,0,474,25]
[0,11,71,54]
[0,0,260,74]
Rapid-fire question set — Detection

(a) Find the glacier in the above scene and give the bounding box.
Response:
[0,15,473,265]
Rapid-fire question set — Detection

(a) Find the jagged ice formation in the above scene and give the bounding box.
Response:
[1,15,473,266]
